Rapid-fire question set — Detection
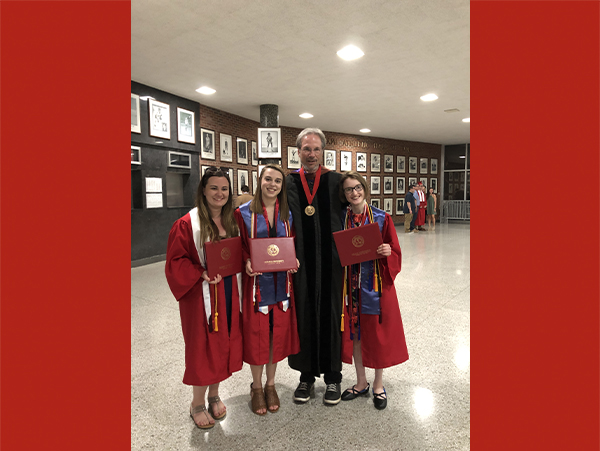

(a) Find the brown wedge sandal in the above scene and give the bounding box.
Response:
[250,383,267,416]
[190,404,215,429]
[207,395,227,421]
[264,385,280,413]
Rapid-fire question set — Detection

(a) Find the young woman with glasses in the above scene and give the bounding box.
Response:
[337,171,409,410]
[165,166,243,429]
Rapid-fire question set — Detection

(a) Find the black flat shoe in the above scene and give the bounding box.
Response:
[341,383,370,401]
[373,387,387,410]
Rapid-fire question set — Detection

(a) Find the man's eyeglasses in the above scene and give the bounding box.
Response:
[343,184,364,194]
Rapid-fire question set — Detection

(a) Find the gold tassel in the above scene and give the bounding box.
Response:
[214,285,219,332]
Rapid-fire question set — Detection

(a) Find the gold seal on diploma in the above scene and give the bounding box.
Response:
[305,205,315,216]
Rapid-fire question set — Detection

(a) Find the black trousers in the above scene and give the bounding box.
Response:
[300,371,342,384]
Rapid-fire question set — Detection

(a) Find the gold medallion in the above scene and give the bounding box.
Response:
[305,205,315,216]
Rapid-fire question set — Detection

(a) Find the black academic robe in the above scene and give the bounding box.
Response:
[285,168,345,376]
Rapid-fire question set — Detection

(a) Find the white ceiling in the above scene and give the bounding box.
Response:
[132,0,470,145]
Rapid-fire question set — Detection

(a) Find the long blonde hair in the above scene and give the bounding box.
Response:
[250,164,290,223]
[195,167,239,242]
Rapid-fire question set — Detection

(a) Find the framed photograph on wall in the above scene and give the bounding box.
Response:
[287,146,300,169]
[148,98,170,139]
[237,169,249,195]
[258,128,281,158]
[384,198,393,215]
[431,158,438,174]
[409,177,417,187]
[177,108,195,144]
[396,198,405,215]
[430,177,438,193]
[397,155,405,173]
[237,137,248,164]
[341,151,352,171]
[371,198,380,209]
[200,128,215,160]
[220,133,233,162]
[449,183,454,193]
[371,153,381,172]
[383,176,393,194]
[324,150,336,170]
[131,93,141,133]
[384,155,394,172]
[251,141,258,166]
[409,156,418,174]
[449,172,455,181]
[258,165,266,178]
[420,158,428,174]
[420,177,428,188]
[252,171,258,194]
[370,176,381,195]
[168,151,191,168]
[131,145,141,164]
[356,152,367,172]
[396,176,405,194]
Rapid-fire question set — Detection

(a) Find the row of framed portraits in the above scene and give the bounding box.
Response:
[132,94,198,144]
[370,198,411,216]
[288,148,438,175]
[369,176,438,195]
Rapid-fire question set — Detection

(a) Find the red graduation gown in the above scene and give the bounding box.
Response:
[341,214,409,369]
[234,208,300,366]
[165,212,243,386]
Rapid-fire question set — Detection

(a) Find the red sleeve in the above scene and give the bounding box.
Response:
[164,217,205,301]
[234,208,251,262]
[378,214,402,285]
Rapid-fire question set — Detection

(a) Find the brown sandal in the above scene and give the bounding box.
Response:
[207,395,227,420]
[189,404,215,429]
[250,383,267,416]
[264,384,280,412]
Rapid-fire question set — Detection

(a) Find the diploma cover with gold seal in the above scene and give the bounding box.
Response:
[204,236,243,279]
[332,222,383,266]
[299,165,321,216]
[249,236,297,273]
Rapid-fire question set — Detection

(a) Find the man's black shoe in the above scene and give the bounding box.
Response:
[293,381,314,403]
[323,383,341,405]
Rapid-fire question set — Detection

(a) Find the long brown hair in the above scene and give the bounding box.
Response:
[250,164,290,223]
[195,167,239,243]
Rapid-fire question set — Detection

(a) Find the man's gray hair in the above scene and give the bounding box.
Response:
[296,128,326,149]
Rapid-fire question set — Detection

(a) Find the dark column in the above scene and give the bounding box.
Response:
[259,104,280,166]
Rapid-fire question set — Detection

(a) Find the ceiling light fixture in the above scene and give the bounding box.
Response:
[299,113,314,119]
[196,86,216,95]
[420,93,438,101]
[337,45,364,61]
[360,128,371,133]
[462,117,470,123]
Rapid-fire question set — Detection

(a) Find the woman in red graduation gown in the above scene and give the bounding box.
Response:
[165,167,243,429]
[234,164,300,415]
[338,171,409,410]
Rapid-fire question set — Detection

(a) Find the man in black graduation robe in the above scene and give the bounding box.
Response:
[286,128,345,405]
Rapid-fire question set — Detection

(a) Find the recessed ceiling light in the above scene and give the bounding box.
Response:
[459,156,466,158]
[140,96,155,101]
[196,86,216,95]
[462,117,470,123]
[337,45,364,61]
[420,93,438,101]
[360,128,371,133]
[299,113,314,119]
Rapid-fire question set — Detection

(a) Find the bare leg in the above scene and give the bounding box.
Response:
[207,382,226,418]
[191,385,214,427]
[432,214,436,230]
[265,329,279,411]
[352,337,369,391]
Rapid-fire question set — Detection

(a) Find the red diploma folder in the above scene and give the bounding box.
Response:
[249,237,297,273]
[333,222,383,266]
[204,236,243,279]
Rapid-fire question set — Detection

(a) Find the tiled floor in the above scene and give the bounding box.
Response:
[132,222,470,450]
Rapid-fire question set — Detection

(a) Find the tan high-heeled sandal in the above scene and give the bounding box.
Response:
[250,383,267,416]
[264,384,280,412]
